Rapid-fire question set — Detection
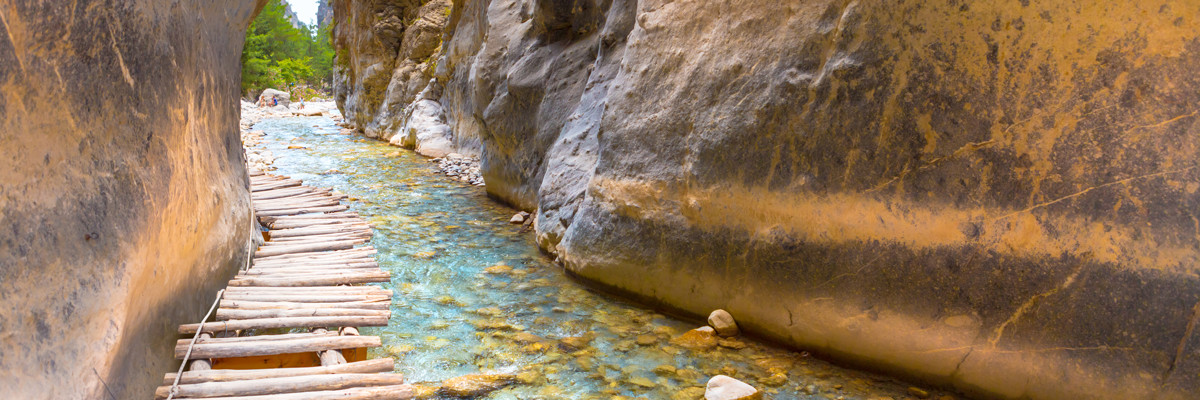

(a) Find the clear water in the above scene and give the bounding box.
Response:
[251,116,936,400]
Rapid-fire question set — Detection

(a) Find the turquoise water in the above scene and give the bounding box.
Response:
[251,117,934,400]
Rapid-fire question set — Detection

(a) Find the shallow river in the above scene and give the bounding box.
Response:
[252,116,942,400]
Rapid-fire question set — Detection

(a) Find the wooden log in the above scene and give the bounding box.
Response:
[153,372,405,399]
[254,248,376,262]
[253,249,377,262]
[257,205,351,217]
[247,262,379,271]
[269,230,372,241]
[255,199,343,212]
[234,271,389,280]
[254,200,344,212]
[250,261,379,270]
[241,267,381,276]
[250,180,301,192]
[220,293,391,303]
[252,240,360,258]
[227,274,391,287]
[223,287,390,295]
[267,224,371,238]
[177,332,337,346]
[266,219,364,230]
[260,211,359,223]
[252,188,327,201]
[216,308,389,320]
[162,358,395,385]
[262,238,370,248]
[179,316,390,334]
[261,236,369,247]
[173,335,380,360]
[172,384,416,400]
[218,300,390,310]
[241,268,381,277]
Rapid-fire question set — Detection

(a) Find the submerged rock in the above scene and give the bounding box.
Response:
[440,373,515,397]
[704,375,761,400]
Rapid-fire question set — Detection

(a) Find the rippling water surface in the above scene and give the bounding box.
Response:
[253,117,933,400]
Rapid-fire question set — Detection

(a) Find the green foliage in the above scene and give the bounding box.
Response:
[241,0,336,96]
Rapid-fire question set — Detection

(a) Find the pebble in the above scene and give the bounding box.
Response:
[708,309,740,337]
[907,387,931,399]
[440,373,515,397]
[704,375,761,400]
[636,334,658,346]
[671,326,719,351]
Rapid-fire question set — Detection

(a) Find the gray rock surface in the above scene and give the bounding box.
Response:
[0,0,261,398]
[258,88,291,107]
[332,1,1200,398]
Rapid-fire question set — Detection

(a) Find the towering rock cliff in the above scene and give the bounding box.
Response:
[0,0,262,398]
[332,1,1200,398]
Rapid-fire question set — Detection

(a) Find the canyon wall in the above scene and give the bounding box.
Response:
[0,0,261,398]
[332,0,1200,398]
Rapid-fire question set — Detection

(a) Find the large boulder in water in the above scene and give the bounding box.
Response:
[0,0,259,398]
[258,88,291,107]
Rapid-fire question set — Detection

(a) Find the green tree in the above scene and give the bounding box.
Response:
[240,0,335,97]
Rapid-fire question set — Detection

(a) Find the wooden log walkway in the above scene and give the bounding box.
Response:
[158,170,415,399]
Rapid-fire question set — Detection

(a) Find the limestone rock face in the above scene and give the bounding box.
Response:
[0,0,260,398]
[331,0,452,140]
[332,0,1200,398]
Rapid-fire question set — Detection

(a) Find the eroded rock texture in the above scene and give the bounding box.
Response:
[333,1,1200,398]
[0,1,261,398]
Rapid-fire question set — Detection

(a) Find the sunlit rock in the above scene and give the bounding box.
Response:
[704,375,761,400]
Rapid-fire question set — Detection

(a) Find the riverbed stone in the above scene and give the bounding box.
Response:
[636,334,658,346]
[704,375,761,400]
[440,373,516,397]
[707,310,739,337]
[671,327,719,351]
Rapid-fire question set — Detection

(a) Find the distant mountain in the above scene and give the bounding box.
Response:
[316,0,332,30]
[282,1,302,29]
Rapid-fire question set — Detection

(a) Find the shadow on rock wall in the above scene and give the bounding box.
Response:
[0,0,263,398]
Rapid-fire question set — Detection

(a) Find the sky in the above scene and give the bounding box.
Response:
[285,0,320,26]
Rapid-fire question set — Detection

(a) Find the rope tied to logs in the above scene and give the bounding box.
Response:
[166,288,226,400]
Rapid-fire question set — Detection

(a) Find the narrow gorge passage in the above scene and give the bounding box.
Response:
[245,114,936,399]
